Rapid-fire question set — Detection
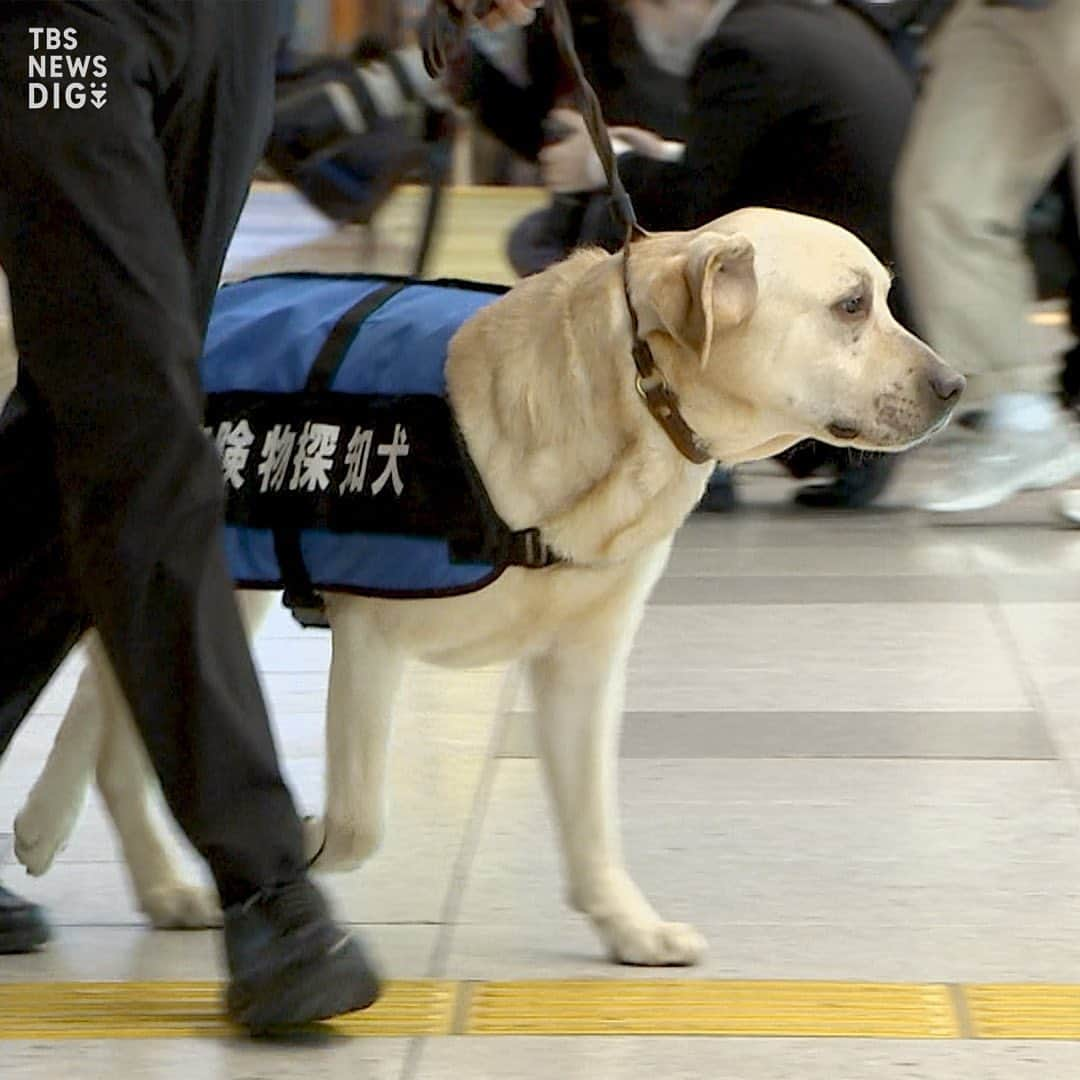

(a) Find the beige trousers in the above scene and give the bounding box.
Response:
[895,0,1080,406]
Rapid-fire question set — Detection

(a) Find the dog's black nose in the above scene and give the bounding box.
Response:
[927,364,966,403]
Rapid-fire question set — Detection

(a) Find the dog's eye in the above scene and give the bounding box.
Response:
[838,293,868,318]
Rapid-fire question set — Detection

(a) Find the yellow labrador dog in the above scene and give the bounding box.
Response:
[13,209,963,966]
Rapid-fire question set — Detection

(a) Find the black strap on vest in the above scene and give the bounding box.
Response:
[447,415,561,571]
[273,530,327,628]
[307,281,405,393]
[271,277,560,628]
[276,281,404,627]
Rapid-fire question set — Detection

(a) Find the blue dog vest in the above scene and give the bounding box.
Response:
[201,272,556,615]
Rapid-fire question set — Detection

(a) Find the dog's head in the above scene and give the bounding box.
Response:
[629,207,964,463]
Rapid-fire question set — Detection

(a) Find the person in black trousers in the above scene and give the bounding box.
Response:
[670,1,914,285]
[0,1,378,1032]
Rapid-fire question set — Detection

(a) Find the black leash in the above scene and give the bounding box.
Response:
[420,0,712,464]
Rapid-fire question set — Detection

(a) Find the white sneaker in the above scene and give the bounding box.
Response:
[1060,490,1080,525]
[917,419,1080,513]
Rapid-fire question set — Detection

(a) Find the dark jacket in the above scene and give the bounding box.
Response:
[625,0,914,265]
[458,0,688,161]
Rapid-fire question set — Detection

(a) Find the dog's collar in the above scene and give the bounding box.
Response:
[622,248,713,465]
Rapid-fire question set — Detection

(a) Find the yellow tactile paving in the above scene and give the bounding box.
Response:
[465,980,960,1038]
[0,979,455,1040]
[966,984,1080,1040]
[10,979,1080,1041]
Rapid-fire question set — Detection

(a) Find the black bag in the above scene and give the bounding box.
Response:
[265,39,455,275]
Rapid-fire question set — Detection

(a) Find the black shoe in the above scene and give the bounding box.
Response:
[0,884,50,954]
[224,877,381,1033]
[794,453,896,510]
[776,438,834,480]
[956,408,989,432]
[696,469,739,513]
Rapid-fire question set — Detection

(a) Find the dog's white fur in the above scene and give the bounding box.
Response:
[12,210,962,963]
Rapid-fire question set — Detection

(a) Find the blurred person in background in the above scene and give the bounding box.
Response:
[895,0,1080,513]
[450,0,694,266]
[640,0,918,510]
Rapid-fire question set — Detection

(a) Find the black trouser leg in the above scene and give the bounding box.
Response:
[1057,165,1080,408]
[0,1,304,906]
[0,387,88,757]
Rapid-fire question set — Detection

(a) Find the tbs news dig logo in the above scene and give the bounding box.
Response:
[27,27,107,110]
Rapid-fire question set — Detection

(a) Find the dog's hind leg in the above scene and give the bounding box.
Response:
[14,635,104,876]
[83,591,278,928]
[303,600,404,873]
[528,607,707,967]
[15,590,277,927]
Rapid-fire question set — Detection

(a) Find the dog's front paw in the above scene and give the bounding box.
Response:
[139,882,222,929]
[303,814,379,874]
[606,919,707,967]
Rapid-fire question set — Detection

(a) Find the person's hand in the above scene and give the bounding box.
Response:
[450,0,542,29]
[539,108,605,193]
[608,126,685,162]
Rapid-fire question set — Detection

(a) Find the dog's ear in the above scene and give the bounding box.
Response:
[634,231,757,367]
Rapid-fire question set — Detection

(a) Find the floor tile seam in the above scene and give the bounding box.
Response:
[425,663,521,980]
[984,602,1080,822]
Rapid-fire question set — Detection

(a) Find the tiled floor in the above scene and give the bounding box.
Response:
[5,185,1080,1076]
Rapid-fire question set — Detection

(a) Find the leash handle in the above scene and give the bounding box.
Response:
[543,0,639,239]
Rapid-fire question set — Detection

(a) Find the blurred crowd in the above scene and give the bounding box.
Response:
[274,0,1080,519]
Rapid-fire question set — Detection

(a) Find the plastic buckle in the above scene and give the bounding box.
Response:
[282,589,330,630]
[512,528,556,569]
